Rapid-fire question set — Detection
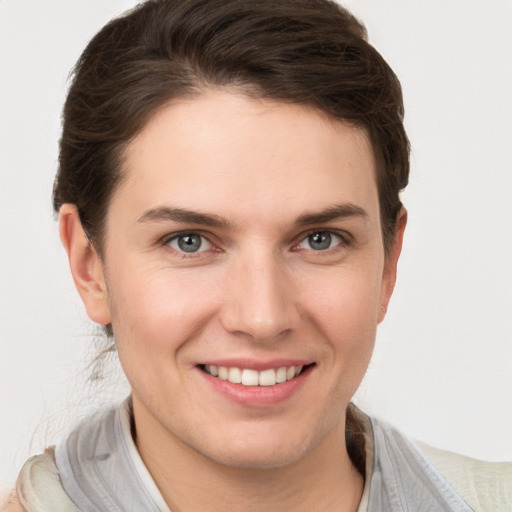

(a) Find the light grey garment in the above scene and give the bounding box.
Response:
[365,417,473,511]
[54,401,169,512]
[53,400,474,512]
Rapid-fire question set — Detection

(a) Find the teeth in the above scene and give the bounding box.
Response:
[204,365,305,386]
[276,367,287,383]
[241,369,259,386]
[259,369,276,386]
[228,367,242,384]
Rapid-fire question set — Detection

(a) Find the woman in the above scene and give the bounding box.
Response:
[2,0,511,510]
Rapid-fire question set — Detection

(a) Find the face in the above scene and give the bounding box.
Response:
[83,91,402,469]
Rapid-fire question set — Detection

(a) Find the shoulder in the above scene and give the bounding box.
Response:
[416,440,512,512]
[364,411,512,511]
[5,447,79,512]
[1,490,24,512]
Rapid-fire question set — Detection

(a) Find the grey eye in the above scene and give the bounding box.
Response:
[168,233,211,253]
[298,231,342,251]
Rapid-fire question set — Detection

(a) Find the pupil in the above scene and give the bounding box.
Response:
[309,232,331,250]
[178,234,201,252]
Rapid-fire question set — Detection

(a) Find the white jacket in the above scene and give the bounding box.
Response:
[5,401,512,511]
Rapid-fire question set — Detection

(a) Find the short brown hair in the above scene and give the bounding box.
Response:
[54,0,409,254]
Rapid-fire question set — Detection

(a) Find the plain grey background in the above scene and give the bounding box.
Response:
[1,0,511,494]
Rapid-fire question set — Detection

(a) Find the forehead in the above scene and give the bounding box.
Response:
[116,90,379,227]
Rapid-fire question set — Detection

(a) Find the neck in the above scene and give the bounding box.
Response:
[133,404,364,512]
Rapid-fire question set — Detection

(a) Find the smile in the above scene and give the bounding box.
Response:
[202,364,305,387]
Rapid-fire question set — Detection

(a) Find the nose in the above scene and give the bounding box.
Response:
[219,251,300,342]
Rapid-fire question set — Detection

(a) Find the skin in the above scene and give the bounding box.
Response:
[58,90,406,511]
[0,492,22,512]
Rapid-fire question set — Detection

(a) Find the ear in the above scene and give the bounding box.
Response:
[378,207,407,323]
[59,204,112,326]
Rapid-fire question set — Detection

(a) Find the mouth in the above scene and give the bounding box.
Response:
[200,363,313,387]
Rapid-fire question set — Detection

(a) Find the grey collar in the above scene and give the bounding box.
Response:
[53,399,473,511]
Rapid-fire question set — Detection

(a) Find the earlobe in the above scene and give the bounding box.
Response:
[59,204,112,326]
[378,207,407,323]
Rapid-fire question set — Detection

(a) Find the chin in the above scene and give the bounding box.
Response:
[193,423,322,470]
[206,444,306,470]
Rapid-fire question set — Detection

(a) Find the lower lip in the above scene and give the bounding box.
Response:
[198,365,313,407]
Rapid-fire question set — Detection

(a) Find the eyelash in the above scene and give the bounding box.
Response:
[161,229,351,258]
[162,231,216,258]
[293,229,351,256]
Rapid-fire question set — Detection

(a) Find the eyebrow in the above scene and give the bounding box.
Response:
[295,203,368,226]
[137,207,231,228]
[137,203,368,228]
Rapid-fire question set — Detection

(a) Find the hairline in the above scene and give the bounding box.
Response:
[89,85,392,258]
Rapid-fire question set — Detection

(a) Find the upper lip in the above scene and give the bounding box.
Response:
[198,359,314,371]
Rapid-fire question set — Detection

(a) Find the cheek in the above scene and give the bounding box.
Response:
[106,266,218,357]
[303,264,383,336]
[105,269,220,410]
[300,264,381,393]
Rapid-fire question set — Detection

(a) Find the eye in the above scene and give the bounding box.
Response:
[166,232,212,253]
[298,231,344,251]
